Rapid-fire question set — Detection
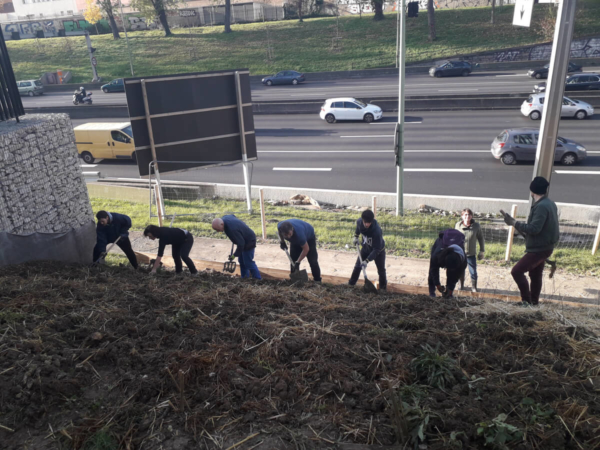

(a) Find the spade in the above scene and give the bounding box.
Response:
[282,243,309,283]
[356,244,378,294]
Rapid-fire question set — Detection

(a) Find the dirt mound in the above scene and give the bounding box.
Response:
[1,262,599,449]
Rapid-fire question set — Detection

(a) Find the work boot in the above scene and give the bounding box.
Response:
[471,279,478,293]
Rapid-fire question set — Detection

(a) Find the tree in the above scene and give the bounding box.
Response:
[84,0,103,34]
[224,0,231,33]
[131,0,181,37]
[491,0,496,24]
[427,0,436,41]
[97,0,120,39]
[371,0,384,21]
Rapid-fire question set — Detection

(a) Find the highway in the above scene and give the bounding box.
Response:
[23,67,598,108]
[75,110,600,206]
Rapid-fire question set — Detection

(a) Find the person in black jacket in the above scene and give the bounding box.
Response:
[144,225,197,275]
[428,233,467,298]
[93,210,138,268]
[212,215,261,279]
[348,210,387,290]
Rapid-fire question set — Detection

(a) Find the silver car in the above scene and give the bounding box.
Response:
[17,79,44,97]
[491,128,587,166]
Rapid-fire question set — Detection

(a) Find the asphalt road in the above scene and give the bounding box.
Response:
[23,67,598,108]
[75,110,600,205]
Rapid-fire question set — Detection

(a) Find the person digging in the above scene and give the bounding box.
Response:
[428,230,468,299]
[144,225,198,276]
[93,210,138,269]
[348,209,386,292]
[212,215,261,280]
[500,176,559,307]
[277,219,321,283]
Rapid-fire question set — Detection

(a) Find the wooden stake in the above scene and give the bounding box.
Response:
[372,196,377,219]
[592,217,600,256]
[259,188,267,240]
[504,204,518,262]
[154,184,164,227]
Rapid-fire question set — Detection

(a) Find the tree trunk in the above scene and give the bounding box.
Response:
[373,0,384,21]
[427,0,436,41]
[224,0,231,33]
[491,0,495,24]
[107,11,120,40]
[157,8,172,36]
[298,0,303,22]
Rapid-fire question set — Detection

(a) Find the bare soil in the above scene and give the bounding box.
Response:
[1,262,600,449]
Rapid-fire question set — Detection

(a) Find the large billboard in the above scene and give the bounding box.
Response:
[124,70,257,177]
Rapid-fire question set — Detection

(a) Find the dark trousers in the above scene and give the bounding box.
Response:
[172,234,197,274]
[349,247,387,289]
[290,237,321,281]
[93,236,138,269]
[511,249,553,305]
[239,248,261,279]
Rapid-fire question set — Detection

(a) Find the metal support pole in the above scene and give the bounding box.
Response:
[141,80,166,221]
[119,0,135,76]
[395,0,406,217]
[234,71,253,213]
[84,31,99,82]
[531,0,576,203]
[395,0,400,68]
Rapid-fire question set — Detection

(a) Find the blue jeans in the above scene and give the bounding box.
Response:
[467,255,477,281]
[239,248,261,279]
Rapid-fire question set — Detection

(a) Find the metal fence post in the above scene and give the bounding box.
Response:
[504,204,518,262]
[372,196,377,219]
[592,217,600,256]
[260,188,267,240]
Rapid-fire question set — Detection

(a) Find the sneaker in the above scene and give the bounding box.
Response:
[518,301,531,307]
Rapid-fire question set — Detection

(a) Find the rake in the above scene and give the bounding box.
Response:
[223,243,236,273]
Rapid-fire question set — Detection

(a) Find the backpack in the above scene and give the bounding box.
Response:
[440,229,465,250]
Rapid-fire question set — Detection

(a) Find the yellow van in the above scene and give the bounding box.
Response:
[74,122,136,164]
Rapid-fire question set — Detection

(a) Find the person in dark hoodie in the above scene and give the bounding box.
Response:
[501,176,559,306]
[428,230,468,298]
[93,210,138,269]
[278,219,321,282]
[212,215,261,279]
[144,225,198,275]
[348,209,387,290]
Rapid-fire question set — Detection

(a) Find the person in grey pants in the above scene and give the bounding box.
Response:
[455,208,485,292]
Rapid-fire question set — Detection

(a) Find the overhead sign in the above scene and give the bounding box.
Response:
[513,0,534,27]
[124,69,257,177]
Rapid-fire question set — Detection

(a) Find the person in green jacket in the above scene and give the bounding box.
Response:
[501,177,559,306]
[455,208,485,292]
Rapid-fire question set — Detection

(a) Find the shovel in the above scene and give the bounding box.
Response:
[93,236,121,266]
[223,243,237,273]
[282,242,309,283]
[356,244,378,294]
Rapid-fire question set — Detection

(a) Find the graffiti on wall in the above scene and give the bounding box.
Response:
[179,9,197,17]
[489,38,600,63]
[4,20,60,37]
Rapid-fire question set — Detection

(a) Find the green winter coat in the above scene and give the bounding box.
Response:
[455,220,485,257]
[515,196,560,253]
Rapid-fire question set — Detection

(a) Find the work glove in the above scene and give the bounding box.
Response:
[293,261,300,272]
[478,251,485,261]
[436,285,446,295]
[500,209,516,227]
[228,254,235,262]
[361,260,369,270]
[353,236,360,246]
[280,241,288,251]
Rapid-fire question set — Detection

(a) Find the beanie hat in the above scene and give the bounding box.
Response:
[530,177,549,195]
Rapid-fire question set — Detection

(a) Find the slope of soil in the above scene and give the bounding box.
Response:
[1,262,599,449]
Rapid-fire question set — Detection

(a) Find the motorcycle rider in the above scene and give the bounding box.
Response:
[75,86,87,103]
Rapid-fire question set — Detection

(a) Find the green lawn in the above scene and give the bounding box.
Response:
[9,1,600,83]
[90,197,599,275]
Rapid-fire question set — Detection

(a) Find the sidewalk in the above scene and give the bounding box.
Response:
[121,232,600,305]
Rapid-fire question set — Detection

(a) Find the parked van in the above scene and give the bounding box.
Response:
[74,123,135,164]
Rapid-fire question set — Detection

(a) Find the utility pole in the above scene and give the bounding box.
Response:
[395,0,406,216]
[119,0,135,76]
[395,0,400,68]
[84,31,99,82]
[531,0,576,201]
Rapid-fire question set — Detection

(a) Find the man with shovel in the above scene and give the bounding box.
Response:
[212,216,261,279]
[278,219,321,283]
[348,210,386,292]
[93,211,138,269]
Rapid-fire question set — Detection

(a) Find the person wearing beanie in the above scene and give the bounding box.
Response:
[500,177,559,306]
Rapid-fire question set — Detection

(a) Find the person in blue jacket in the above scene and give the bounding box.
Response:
[278,219,321,282]
[212,215,261,279]
[93,210,138,268]
[428,233,467,299]
[348,210,387,290]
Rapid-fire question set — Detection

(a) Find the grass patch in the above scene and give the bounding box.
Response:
[90,196,599,275]
[9,1,600,83]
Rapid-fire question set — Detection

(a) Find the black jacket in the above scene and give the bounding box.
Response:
[156,228,190,257]
[355,218,385,261]
[222,215,256,257]
[96,212,132,247]
[428,237,467,292]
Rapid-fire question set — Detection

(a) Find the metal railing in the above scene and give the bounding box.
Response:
[0,30,24,122]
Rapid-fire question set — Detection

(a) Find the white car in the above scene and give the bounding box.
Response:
[320,98,383,123]
[521,93,594,121]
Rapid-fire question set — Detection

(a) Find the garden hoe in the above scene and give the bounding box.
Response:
[93,236,121,266]
[356,244,378,294]
[282,242,309,283]
[223,243,236,274]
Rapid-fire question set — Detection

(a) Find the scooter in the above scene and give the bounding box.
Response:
[73,91,93,105]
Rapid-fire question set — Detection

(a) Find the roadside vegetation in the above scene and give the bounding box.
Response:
[90,197,599,275]
[8,0,600,83]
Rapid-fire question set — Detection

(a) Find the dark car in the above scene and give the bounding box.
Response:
[101,78,125,93]
[534,73,600,93]
[429,60,473,78]
[261,71,305,86]
[527,62,582,79]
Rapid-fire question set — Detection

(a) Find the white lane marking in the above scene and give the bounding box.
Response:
[404,169,473,172]
[555,170,600,175]
[340,135,393,138]
[258,150,489,153]
[273,167,332,171]
[80,164,98,168]
[496,74,528,77]
[587,151,600,154]
[437,88,479,92]
[370,121,422,124]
